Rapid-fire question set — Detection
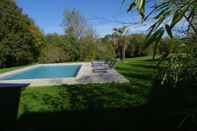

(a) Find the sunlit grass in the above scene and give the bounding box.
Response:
[17,56,157,118]
[0,65,32,74]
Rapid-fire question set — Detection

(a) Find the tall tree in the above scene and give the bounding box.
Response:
[46,33,66,45]
[0,0,45,67]
[113,26,129,60]
[63,9,95,39]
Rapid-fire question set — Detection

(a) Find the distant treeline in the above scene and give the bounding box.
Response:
[0,0,175,67]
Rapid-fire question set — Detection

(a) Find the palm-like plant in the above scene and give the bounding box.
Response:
[124,1,197,128]
[113,26,129,60]
[124,0,197,57]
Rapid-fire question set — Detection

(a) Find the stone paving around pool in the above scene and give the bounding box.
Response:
[0,63,129,87]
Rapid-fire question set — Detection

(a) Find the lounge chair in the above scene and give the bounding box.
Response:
[92,61,109,73]
[91,61,105,67]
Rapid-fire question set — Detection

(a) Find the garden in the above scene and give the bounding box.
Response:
[0,0,197,130]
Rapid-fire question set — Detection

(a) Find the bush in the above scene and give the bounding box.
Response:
[155,41,197,88]
[79,37,96,61]
[150,43,197,127]
[125,34,153,58]
[95,40,116,60]
[126,43,145,57]
[39,44,71,63]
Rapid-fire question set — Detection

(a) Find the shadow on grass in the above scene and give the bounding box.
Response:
[16,83,197,131]
[0,83,29,128]
[5,58,196,130]
[130,63,157,69]
[120,71,153,81]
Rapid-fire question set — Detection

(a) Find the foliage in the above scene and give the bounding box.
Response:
[39,33,81,63]
[113,26,129,60]
[156,43,197,88]
[79,37,96,61]
[96,39,116,60]
[40,33,116,63]
[0,0,45,67]
[125,0,197,57]
[64,34,80,61]
[126,34,151,57]
[39,44,71,63]
[46,33,66,45]
[63,9,95,39]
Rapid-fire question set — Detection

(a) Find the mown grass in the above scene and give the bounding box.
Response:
[0,65,31,74]
[18,56,157,117]
[2,57,193,129]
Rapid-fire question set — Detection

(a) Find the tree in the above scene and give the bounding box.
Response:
[0,0,45,67]
[46,33,66,45]
[113,26,129,60]
[96,37,116,60]
[79,36,96,61]
[39,44,71,63]
[126,34,149,57]
[63,9,95,39]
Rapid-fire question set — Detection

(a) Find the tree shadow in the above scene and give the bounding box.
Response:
[145,80,197,130]
[17,83,197,131]
[130,63,157,69]
[0,83,29,128]
[121,71,153,81]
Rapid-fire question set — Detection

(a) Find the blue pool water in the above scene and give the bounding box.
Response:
[0,65,81,80]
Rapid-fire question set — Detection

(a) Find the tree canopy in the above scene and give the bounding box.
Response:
[63,9,95,39]
[0,0,46,67]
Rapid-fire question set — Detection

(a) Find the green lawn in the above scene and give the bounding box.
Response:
[0,65,31,74]
[17,56,157,117]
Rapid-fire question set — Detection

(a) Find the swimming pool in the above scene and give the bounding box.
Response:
[0,64,81,80]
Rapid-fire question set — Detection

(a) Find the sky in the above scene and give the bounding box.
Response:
[16,0,151,37]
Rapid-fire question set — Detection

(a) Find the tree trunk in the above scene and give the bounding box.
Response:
[120,46,126,60]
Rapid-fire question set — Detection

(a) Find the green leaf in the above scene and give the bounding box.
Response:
[165,24,173,38]
[146,23,157,40]
[127,0,145,19]
[170,4,190,29]
[127,2,136,12]
[145,27,165,49]
[136,0,145,18]
[152,28,164,59]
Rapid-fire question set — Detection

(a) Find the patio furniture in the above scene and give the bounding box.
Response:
[93,65,108,73]
[105,59,118,68]
[91,61,109,73]
[91,61,105,67]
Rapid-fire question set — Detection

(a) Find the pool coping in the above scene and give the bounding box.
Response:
[0,62,129,87]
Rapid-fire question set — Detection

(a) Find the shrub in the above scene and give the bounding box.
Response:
[64,35,80,61]
[125,34,153,58]
[39,44,71,63]
[150,43,197,127]
[95,40,116,60]
[79,37,96,61]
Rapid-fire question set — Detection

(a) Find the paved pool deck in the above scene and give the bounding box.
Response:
[0,63,129,87]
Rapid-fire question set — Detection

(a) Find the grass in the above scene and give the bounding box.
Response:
[0,65,31,74]
[1,57,195,129]
[17,56,157,117]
